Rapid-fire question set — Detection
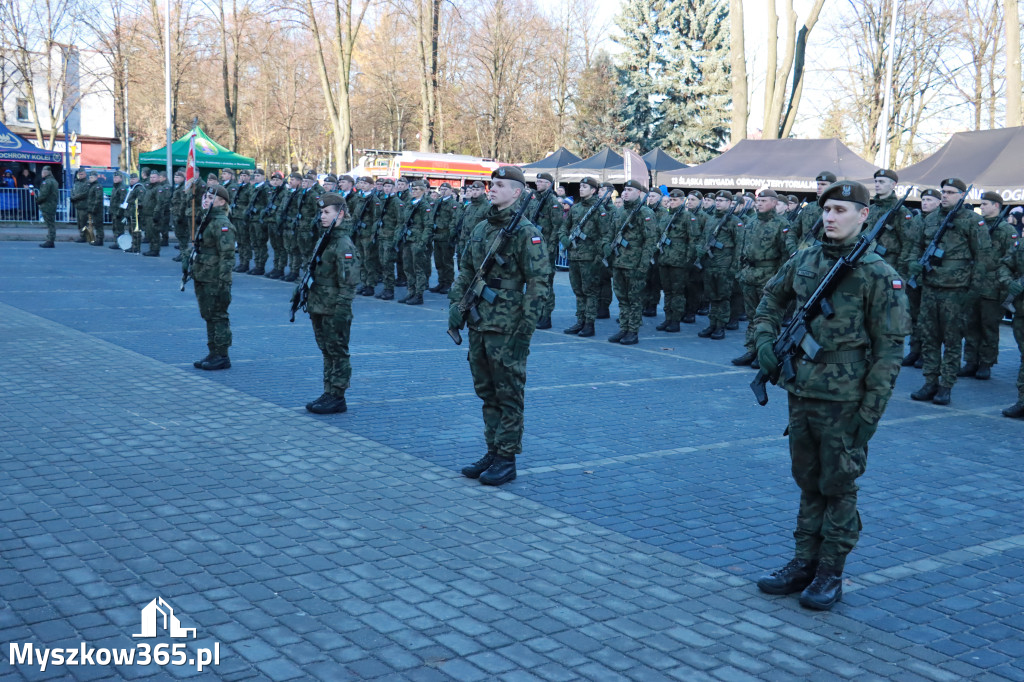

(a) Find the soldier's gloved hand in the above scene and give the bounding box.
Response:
[850,414,878,449]
[559,236,570,250]
[908,262,924,278]
[602,243,613,258]
[695,246,708,259]
[1008,280,1024,298]
[448,304,463,330]
[756,337,778,376]
[508,334,530,362]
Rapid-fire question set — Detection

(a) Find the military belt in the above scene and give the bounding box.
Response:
[486,278,525,291]
[747,259,778,268]
[811,349,867,364]
[936,259,971,265]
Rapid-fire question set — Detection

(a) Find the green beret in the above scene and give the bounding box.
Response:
[254,168,265,176]
[920,188,941,200]
[221,168,234,176]
[304,172,317,181]
[786,195,799,203]
[756,189,778,198]
[397,176,410,184]
[206,172,218,181]
[76,168,87,175]
[668,189,686,198]
[816,171,837,183]
[470,180,485,189]
[289,172,303,181]
[271,171,283,179]
[715,190,733,200]
[873,168,898,182]
[140,166,150,172]
[623,179,647,192]
[238,169,250,177]
[941,177,967,193]
[439,182,452,189]
[600,182,615,190]
[537,172,554,183]
[128,172,139,179]
[212,185,230,201]
[688,190,703,200]
[579,177,600,190]
[361,176,374,184]
[88,170,99,177]
[411,179,429,189]
[818,180,870,208]
[382,178,395,186]
[316,192,347,210]
[338,174,354,184]
[980,190,1003,205]
[492,165,525,184]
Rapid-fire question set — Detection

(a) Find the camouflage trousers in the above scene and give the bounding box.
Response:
[432,234,455,289]
[540,245,558,319]
[378,233,397,290]
[142,214,160,254]
[90,210,105,242]
[357,232,380,291]
[269,225,286,272]
[75,206,89,235]
[612,267,647,332]
[568,258,602,323]
[658,265,688,323]
[599,265,613,311]
[284,226,302,274]
[703,269,733,328]
[962,295,1003,367]
[643,266,661,311]
[235,218,251,266]
[173,219,190,255]
[194,282,232,356]
[297,226,315,268]
[311,306,353,397]
[920,286,967,388]
[251,219,269,269]
[742,282,768,350]
[43,210,57,243]
[1014,313,1024,403]
[401,240,429,297]
[788,395,866,571]
[730,279,744,321]
[906,279,922,354]
[468,330,527,458]
[685,266,704,316]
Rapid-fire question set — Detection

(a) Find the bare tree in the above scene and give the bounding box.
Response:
[729,0,748,142]
[761,0,825,139]
[1006,0,1022,125]
[203,0,253,150]
[939,0,1003,131]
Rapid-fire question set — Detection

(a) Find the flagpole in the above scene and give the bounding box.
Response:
[164,0,173,182]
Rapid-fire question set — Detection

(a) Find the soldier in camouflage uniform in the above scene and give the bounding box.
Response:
[139,172,161,256]
[998,227,1024,418]
[123,173,144,252]
[732,189,790,366]
[297,172,324,266]
[350,177,380,296]
[278,173,305,282]
[300,192,360,415]
[107,172,128,249]
[864,169,915,274]
[901,188,941,367]
[642,191,667,317]
[753,180,910,610]
[908,178,992,405]
[458,181,490,259]
[787,171,835,253]
[605,181,657,344]
[170,171,189,262]
[450,166,552,486]
[230,170,253,272]
[69,169,90,242]
[429,182,459,295]
[695,190,743,340]
[185,186,236,371]
[597,181,619,319]
[261,172,288,278]
[395,179,433,305]
[374,179,403,300]
[530,173,564,329]
[156,170,173,247]
[652,190,699,332]
[960,191,1015,380]
[37,166,60,248]
[682,192,707,323]
[86,171,106,246]
[558,177,612,338]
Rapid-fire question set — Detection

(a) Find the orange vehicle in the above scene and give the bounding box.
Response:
[354,150,508,187]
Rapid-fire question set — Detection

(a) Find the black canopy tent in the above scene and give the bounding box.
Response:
[642,148,687,173]
[521,147,581,182]
[558,147,625,183]
[893,127,1024,203]
[655,138,877,192]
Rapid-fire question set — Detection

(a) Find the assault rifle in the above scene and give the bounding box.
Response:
[447,192,534,345]
[372,193,392,245]
[449,201,469,249]
[245,183,264,221]
[290,214,340,322]
[603,191,657,267]
[394,199,425,251]
[567,188,612,248]
[229,182,245,214]
[351,191,375,237]
[179,189,218,291]
[530,187,554,223]
[652,206,686,266]
[908,184,973,289]
[276,189,297,230]
[694,197,751,271]
[750,186,913,406]
[261,185,284,220]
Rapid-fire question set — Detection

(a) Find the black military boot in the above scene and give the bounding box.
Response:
[911,383,938,401]
[359,285,373,296]
[696,303,709,316]
[461,451,496,479]
[40,241,55,248]
[799,564,843,610]
[682,313,696,324]
[619,332,639,345]
[563,320,585,334]
[161,235,170,247]
[732,350,756,366]
[283,271,298,283]
[957,362,978,378]
[405,294,424,305]
[901,351,920,367]
[725,318,740,331]
[710,327,726,340]
[172,254,183,262]
[306,392,331,411]
[250,266,265,276]
[91,239,103,246]
[200,355,231,371]
[266,269,283,279]
[664,321,680,333]
[608,330,626,343]
[143,250,160,257]
[379,289,395,301]
[750,357,760,369]
[479,456,516,486]
[236,263,250,274]
[395,278,407,287]
[309,394,347,414]
[974,364,991,380]
[932,386,951,405]
[756,558,817,595]
[914,356,923,369]
[642,307,656,317]
[597,305,610,320]
[577,321,595,337]
[193,353,213,369]
[1002,402,1024,418]
[397,292,411,303]
[697,325,714,338]
[109,243,121,250]
[656,319,670,331]
[536,316,552,330]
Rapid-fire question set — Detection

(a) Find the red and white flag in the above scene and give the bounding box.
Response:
[184,129,198,186]
[623,148,648,188]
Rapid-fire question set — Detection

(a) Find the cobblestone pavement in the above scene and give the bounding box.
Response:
[1,242,1022,681]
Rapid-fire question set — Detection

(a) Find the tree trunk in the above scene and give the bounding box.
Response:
[729,0,748,143]
[1005,0,1021,125]
[778,0,824,138]
[762,0,778,136]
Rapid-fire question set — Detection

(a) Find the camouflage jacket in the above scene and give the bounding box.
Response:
[278,187,303,230]
[907,206,991,289]
[609,198,657,271]
[975,216,1016,300]
[349,190,378,239]
[531,192,565,256]
[137,183,159,218]
[865,192,916,273]
[70,179,90,208]
[653,207,702,268]
[752,232,910,422]
[558,194,612,262]
[396,196,433,247]
[307,229,360,314]
[86,182,105,214]
[189,206,235,284]
[109,183,128,222]
[431,195,459,239]
[379,192,406,238]
[789,203,823,253]
[450,203,552,335]
[997,230,1024,309]
[231,182,254,224]
[699,209,743,272]
[458,195,490,254]
[738,211,790,287]
[37,176,59,212]
[243,181,268,223]
[170,184,188,226]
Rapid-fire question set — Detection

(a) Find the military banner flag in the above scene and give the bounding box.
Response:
[184,129,198,187]
[623,148,648,189]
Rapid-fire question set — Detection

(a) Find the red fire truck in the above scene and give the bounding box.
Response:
[353,150,507,187]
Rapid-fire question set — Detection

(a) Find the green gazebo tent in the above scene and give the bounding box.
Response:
[137,126,254,171]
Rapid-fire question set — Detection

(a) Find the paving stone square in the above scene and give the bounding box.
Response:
[0,241,1022,680]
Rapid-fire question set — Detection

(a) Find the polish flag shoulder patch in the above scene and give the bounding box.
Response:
[892,279,903,289]
[782,227,789,233]
[531,236,542,244]
[344,252,354,259]
[221,226,230,232]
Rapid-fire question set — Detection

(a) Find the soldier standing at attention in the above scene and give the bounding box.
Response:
[279,172,305,282]
[597,181,618,319]
[864,169,915,273]
[124,173,144,253]
[908,178,991,405]
[245,170,270,275]
[559,177,612,338]
[606,180,657,345]
[262,171,288,278]
[395,179,433,305]
[732,189,789,366]
[643,191,667,318]
[187,186,236,371]
[753,180,909,610]
[70,169,90,242]
[108,172,128,249]
[170,171,188,261]
[429,182,458,295]
[696,190,743,340]
[231,169,253,272]
[959,191,1015,380]
[998,228,1024,418]
[301,193,360,415]
[156,170,173,247]
[375,178,403,300]
[458,181,490,260]
[682,191,707,323]
[450,166,551,486]
[788,171,836,252]
[902,188,941,368]
[653,189,698,332]
[36,166,60,248]
[139,171,162,257]
[530,173,565,329]
[350,177,380,295]
[86,171,106,246]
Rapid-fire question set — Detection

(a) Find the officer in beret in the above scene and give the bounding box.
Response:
[299,193,360,414]
[960,190,1015,380]
[558,177,612,337]
[450,166,551,486]
[752,180,909,610]
[908,178,992,405]
[530,172,565,328]
[323,174,339,193]
[789,171,837,252]
[186,185,236,371]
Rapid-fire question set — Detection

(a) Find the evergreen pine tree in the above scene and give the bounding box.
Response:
[613,0,668,152]
[573,53,626,157]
